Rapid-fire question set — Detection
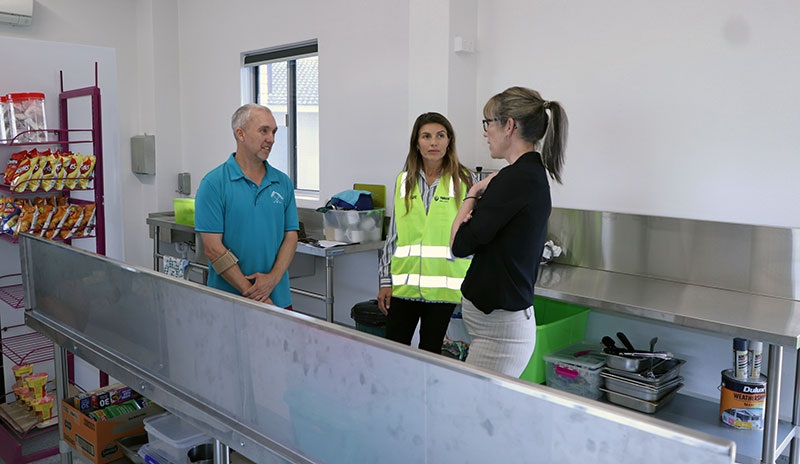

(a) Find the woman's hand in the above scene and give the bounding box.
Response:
[469,172,497,198]
[377,287,392,315]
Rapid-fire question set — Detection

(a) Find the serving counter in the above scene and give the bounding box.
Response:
[20,235,733,464]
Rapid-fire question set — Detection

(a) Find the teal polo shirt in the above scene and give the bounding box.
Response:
[195,153,299,307]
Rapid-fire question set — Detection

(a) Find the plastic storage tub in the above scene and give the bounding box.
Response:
[543,342,607,399]
[519,297,591,384]
[323,208,384,243]
[7,92,47,142]
[143,413,211,464]
[173,198,195,227]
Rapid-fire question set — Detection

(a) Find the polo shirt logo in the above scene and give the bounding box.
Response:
[271,191,284,204]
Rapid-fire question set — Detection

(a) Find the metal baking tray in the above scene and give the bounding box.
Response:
[601,386,680,414]
[601,372,683,401]
[116,433,148,464]
[603,358,685,386]
[605,351,674,372]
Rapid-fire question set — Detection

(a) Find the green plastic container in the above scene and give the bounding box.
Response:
[173,198,195,226]
[519,296,590,384]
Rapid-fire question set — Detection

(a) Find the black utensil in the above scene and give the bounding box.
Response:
[617,332,636,352]
[602,336,620,354]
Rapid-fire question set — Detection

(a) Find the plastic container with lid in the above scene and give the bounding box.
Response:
[143,412,212,464]
[8,92,48,143]
[544,342,607,399]
[0,95,10,142]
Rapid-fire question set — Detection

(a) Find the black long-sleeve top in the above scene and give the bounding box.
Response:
[452,152,551,313]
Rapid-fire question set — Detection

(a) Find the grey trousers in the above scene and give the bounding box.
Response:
[462,297,536,377]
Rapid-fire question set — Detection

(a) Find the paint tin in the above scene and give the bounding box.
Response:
[719,369,767,430]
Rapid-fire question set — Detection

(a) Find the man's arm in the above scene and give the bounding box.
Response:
[200,232,254,294]
[241,230,298,303]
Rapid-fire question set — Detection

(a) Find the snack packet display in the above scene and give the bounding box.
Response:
[44,205,69,239]
[59,204,84,239]
[26,154,48,192]
[33,204,54,235]
[54,152,69,191]
[76,204,96,237]
[40,152,61,192]
[5,150,30,185]
[1,199,21,236]
[78,154,96,189]
[15,203,38,235]
[10,157,34,192]
[64,153,84,189]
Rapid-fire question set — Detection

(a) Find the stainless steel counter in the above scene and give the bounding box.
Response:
[540,208,800,464]
[146,212,384,322]
[19,235,735,464]
[536,264,800,348]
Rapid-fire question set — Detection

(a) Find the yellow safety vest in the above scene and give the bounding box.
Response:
[391,171,470,303]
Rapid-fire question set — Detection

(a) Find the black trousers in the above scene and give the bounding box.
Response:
[385,297,455,354]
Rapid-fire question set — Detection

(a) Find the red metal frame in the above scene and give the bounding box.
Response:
[58,63,105,257]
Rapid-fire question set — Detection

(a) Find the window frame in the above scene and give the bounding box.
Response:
[241,39,318,193]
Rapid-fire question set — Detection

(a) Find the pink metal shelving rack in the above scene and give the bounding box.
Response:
[0,63,106,464]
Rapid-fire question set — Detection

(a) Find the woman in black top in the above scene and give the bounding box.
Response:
[450,87,568,377]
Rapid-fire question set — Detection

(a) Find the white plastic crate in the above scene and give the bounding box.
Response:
[543,342,606,399]
[143,412,211,464]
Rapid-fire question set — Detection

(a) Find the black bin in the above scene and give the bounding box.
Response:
[350,300,387,337]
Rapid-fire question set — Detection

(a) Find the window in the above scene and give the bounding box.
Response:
[242,40,319,192]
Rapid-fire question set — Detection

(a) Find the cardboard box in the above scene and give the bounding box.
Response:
[61,394,164,464]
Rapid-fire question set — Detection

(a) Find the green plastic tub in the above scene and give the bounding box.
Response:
[519,296,591,384]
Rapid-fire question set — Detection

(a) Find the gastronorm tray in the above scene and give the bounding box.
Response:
[605,351,674,372]
[603,358,685,386]
[601,386,680,414]
[601,372,683,401]
[117,433,148,464]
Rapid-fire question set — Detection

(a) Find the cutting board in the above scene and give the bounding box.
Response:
[353,183,386,209]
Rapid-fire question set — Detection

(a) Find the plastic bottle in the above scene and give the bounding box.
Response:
[733,337,749,379]
[749,340,763,378]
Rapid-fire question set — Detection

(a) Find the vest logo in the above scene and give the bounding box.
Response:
[410,194,418,199]
[271,191,284,204]
[435,195,451,202]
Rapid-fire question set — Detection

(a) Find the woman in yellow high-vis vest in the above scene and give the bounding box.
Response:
[377,112,475,354]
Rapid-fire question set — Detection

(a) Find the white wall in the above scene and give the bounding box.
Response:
[176,0,411,216]
[472,0,800,420]
[474,0,800,228]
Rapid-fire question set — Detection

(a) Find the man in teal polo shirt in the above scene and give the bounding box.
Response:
[195,103,299,308]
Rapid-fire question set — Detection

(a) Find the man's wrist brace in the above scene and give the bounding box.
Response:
[211,249,239,274]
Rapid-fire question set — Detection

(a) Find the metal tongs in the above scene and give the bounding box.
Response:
[601,335,673,359]
[612,350,673,360]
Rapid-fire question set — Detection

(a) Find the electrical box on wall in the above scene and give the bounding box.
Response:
[131,134,156,175]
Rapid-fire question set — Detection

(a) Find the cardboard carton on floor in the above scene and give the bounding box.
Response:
[62,393,163,464]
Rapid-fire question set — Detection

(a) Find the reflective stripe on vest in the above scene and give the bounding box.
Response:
[391,274,464,291]
[391,171,469,303]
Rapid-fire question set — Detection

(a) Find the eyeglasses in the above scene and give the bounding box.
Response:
[482,118,500,131]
